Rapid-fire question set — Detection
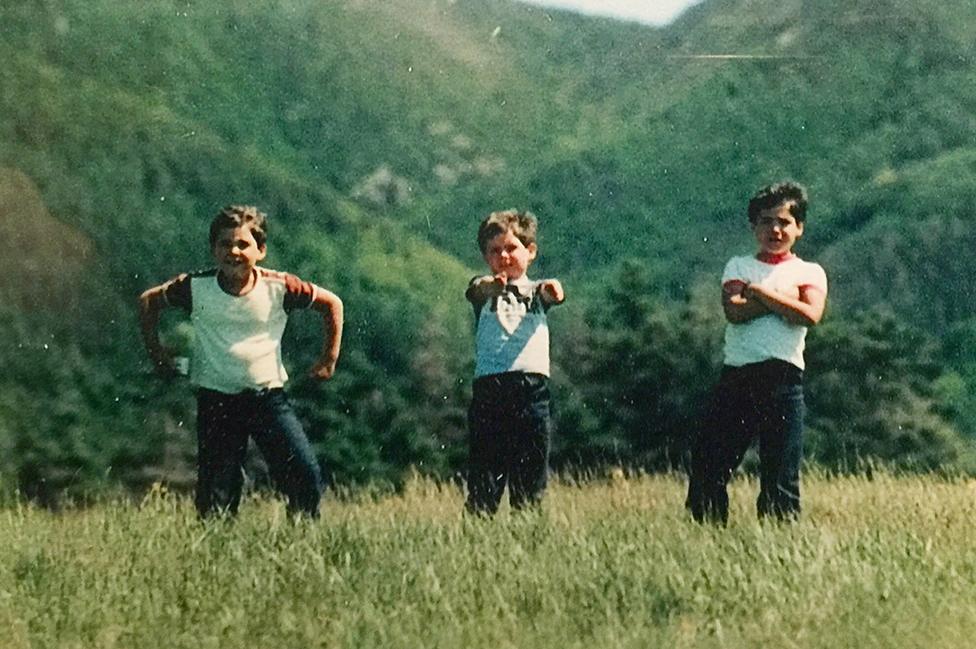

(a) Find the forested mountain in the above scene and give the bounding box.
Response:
[2,0,975,500]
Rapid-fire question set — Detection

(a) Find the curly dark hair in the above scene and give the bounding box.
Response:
[476,209,538,254]
[209,205,268,249]
[747,182,808,224]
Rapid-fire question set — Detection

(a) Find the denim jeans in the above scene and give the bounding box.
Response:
[195,388,323,518]
[686,360,805,524]
[466,372,552,515]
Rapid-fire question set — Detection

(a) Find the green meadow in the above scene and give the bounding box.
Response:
[3,472,975,649]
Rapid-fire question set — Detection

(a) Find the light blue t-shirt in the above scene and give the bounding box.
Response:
[471,276,551,378]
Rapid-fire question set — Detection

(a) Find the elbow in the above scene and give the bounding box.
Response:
[138,290,155,315]
[802,305,826,327]
[324,294,344,321]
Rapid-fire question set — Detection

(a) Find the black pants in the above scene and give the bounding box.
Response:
[196,388,324,518]
[465,372,552,515]
[686,360,805,524]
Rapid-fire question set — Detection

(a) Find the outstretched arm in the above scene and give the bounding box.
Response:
[744,283,826,327]
[138,285,176,373]
[465,273,507,305]
[538,279,565,306]
[308,287,344,380]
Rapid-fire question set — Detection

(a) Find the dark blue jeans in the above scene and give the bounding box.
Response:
[196,388,323,518]
[466,372,552,515]
[686,360,805,524]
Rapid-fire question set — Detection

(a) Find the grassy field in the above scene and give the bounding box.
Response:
[2,472,975,649]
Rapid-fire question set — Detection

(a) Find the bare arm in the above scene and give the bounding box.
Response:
[744,283,827,327]
[538,279,565,306]
[138,285,176,372]
[308,287,344,380]
[465,274,507,305]
[722,280,770,324]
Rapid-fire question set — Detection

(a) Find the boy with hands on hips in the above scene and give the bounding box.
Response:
[139,205,343,519]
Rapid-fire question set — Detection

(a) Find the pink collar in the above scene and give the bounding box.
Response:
[756,252,795,265]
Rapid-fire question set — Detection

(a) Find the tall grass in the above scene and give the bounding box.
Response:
[2,472,975,648]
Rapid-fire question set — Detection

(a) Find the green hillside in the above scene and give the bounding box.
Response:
[412,0,976,304]
[2,0,975,499]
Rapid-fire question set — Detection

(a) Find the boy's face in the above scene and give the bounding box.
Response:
[212,225,266,281]
[752,202,803,256]
[483,229,536,280]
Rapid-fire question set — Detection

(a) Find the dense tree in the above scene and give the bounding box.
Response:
[553,262,723,471]
[805,311,973,471]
